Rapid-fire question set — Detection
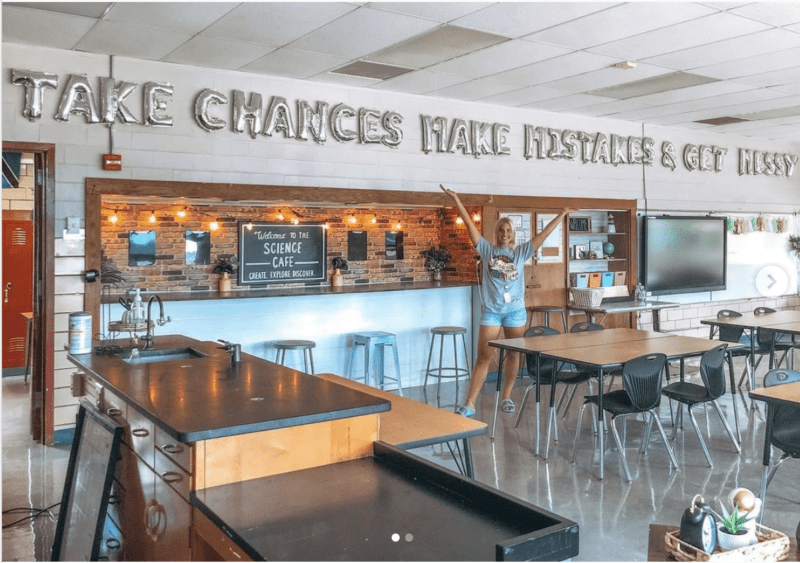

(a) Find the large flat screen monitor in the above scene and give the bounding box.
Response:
[642,215,727,296]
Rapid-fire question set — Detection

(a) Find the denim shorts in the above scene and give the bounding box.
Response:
[481,308,527,328]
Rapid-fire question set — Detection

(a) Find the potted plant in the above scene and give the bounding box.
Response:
[788,235,800,257]
[331,257,348,287]
[717,506,756,551]
[213,255,237,292]
[424,244,452,282]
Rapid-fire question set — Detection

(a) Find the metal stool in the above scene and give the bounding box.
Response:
[529,305,568,333]
[274,340,316,374]
[424,326,470,405]
[347,331,403,395]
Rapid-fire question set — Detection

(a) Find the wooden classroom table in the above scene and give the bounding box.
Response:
[749,380,800,536]
[488,328,674,450]
[540,334,728,480]
[567,300,679,332]
[701,309,800,388]
[317,373,487,478]
[647,523,798,561]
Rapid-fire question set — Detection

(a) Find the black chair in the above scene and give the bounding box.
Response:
[712,309,777,393]
[556,322,608,417]
[758,369,800,522]
[514,326,596,458]
[662,344,740,467]
[572,353,678,482]
[753,307,796,371]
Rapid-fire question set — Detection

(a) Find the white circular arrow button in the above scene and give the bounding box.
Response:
[755,266,789,297]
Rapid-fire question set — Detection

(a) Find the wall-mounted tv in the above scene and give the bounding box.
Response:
[642,215,727,296]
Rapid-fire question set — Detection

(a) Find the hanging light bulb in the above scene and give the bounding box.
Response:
[276,209,284,221]
[456,217,464,224]
[323,222,330,230]
[176,206,187,218]
[473,212,481,222]
[109,210,119,224]
[209,218,219,230]
[369,214,377,225]
[148,210,157,223]
[245,221,254,230]
[394,221,402,230]
[347,213,357,224]
[291,217,299,225]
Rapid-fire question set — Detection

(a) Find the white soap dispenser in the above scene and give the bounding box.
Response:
[130,288,145,323]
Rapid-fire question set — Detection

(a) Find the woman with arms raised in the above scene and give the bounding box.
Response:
[440,184,573,417]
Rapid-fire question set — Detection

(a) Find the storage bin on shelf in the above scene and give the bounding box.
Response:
[571,288,604,308]
[664,523,789,562]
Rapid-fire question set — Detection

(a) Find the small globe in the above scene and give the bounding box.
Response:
[602,241,615,257]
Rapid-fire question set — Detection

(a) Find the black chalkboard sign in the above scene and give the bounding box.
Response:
[239,222,327,285]
[52,400,123,561]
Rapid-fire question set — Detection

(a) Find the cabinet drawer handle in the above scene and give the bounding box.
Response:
[106,408,122,417]
[162,444,183,455]
[131,428,149,438]
[162,471,183,484]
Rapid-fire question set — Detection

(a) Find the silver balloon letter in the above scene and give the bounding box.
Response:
[471,121,493,158]
[232,90,263,138]
[331,104,356,142]
[194,89,227,132]
[143,82,174,127]
[358,108,381,144]
[263,96,296,138]
[100,77,139,124]
[56,74,100,123]
[11,69,58,121]
[381,111,403,148]
[448,119,472,155]
[421,115,447,154]
[561,130,577,161]
[296,100,328,144]
[662,141,677,171]
[494,124,511,156]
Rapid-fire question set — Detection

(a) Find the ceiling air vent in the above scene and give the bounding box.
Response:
[695,117,750,126]
[331,61,415,81]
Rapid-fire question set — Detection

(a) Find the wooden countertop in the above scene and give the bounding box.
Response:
[317,373,486,449]
[68,335,389,443]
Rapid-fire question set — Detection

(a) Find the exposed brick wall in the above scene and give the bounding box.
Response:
[101,203,481,292]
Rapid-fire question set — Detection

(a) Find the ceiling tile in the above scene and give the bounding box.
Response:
[625,79,756,106]
[365,2,494,22]
[367,25,508,69]
[288,7,440,58]
[201,3,359,47]
[543,64,674,94]
[524,93,617,112]
[692,47,800,80]
[240,48,349,79]
[162,37,275,70]
[428,79,522,101]
[643,29,800,71]
[477,85,568,107]
[74,20,193,60]
[587,12,771,60]
[2,6,96,50]
[428,39,572,78]
[370,69,470,95]
[730,65,800,88]
[527,3,716,50]
[104,2,237,34]
[450,2,617,38]
[6,2,111,18]
[307,71,383,89]
[568,99,653,117]
[489,51,621,86]
[606,104,688,121]
[668,86,788,112]
[729,2,800,26]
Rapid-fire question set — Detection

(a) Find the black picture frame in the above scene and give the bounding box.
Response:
[52,400,124,561]
[568,216,592,232]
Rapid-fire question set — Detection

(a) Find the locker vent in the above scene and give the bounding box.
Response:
[11,228,26,245]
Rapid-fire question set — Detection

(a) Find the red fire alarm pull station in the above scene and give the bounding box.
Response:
[103,154,122,171]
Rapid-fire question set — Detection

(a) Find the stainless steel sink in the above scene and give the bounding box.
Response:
[118,347,208,365]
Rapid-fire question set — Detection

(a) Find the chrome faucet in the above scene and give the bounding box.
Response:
[218,340,242,364]
[141,295,171,350]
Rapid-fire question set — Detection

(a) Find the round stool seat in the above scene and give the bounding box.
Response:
[529,305,568,333]
[531,306,563,314]
[431,326,467,335]
[274,340,316,374]
[275,340,315,350]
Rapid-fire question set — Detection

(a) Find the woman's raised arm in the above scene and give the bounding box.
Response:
[440,184,481,246]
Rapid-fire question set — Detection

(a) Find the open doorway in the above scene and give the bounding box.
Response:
[2,141,56,445]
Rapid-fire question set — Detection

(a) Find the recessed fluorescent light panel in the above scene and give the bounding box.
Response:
[587,71,720,100]
[331,61,415,80]
[695,116,750,126]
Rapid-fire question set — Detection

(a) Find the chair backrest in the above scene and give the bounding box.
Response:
[763,369,800,455]
[524,326,559,380]
[622,353,667,411]
[571,322,604,333]
[714,309,744,342]
[699,344,729,400]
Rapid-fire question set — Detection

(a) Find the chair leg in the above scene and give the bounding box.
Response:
[423,334,435,389]
[686,406,714,467]
[710,400,740,452]
[514,384,534,429]
[572,402,589,464]
[640,415,654,455]
[609,416,633,482]
[650,412,680,469]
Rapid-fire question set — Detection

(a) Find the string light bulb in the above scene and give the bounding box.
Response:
[291,217,299,225]
[176,206,187,218]
[109,210,119,224]
[394,221,402,230]
[245,221,254,230]
[456,217,464,224]
[276,209,284,221]
[473,213,481,222]
[148,210,157,223]
[209,218,219,231]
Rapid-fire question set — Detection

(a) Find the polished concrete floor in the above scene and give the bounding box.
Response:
[2,356,798,561]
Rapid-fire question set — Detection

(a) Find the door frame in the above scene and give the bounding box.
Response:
[3,141,56,444]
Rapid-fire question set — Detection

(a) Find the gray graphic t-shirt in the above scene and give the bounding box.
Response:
[476,237,533,314]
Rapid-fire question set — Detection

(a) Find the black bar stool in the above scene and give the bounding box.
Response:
[424,326,470,405]
[347,331,403,395]
[529,305,568,333]
[274,340,316,374]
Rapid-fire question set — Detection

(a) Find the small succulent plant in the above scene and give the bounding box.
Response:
[721,506,746,534]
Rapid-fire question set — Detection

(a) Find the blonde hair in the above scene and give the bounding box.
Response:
[495,217,516,249]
